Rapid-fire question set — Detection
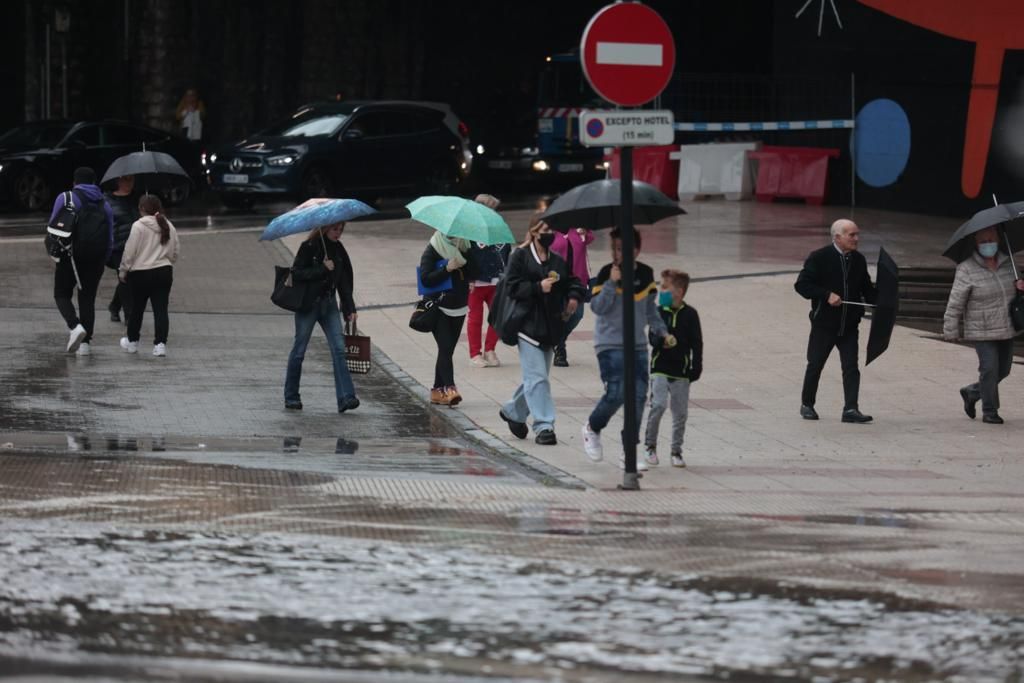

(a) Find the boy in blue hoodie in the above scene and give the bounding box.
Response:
[643,269,702,468]
[581,227,668,470]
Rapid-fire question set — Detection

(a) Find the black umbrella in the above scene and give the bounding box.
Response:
[538,178,685,232]
[942,201,1024,263]
[866,247,899,366]
[100,151,191,192]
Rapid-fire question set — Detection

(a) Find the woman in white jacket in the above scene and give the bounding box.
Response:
[943,226,1024,423]
[118,195,180,356]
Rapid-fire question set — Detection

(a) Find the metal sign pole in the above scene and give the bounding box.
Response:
[619,146,640,491]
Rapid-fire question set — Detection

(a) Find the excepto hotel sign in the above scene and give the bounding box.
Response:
[580,110,675,146]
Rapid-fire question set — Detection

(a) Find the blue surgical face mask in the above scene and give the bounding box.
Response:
[978,242,999,258]
[658,290,674,307]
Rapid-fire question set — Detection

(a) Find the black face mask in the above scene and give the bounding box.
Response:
[538,233,555,248]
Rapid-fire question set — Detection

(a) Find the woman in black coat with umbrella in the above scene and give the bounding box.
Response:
[284,222,359,413]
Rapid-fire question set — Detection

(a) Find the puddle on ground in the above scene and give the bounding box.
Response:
[0,519,1021,682]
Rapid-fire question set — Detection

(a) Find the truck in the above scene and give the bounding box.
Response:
[479,52,607,185]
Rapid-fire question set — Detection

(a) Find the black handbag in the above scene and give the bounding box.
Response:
[271,265,316,313]
[1011,292,1024,332]
[409,296,441,333]
[487,276,529,346]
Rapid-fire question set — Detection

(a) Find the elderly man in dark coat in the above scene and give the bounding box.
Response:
[794,218,877,423]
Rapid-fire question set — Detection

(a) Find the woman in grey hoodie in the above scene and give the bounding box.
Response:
[118,195,180,357]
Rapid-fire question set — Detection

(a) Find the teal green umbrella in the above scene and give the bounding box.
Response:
[406,195,514,245]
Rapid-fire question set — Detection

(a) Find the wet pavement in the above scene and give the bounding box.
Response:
[2,199,1024,681]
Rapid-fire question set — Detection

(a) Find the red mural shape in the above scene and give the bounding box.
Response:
[858,0,1024,198]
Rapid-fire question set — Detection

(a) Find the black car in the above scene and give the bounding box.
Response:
[0,120,202,211]
[205,100,473,208]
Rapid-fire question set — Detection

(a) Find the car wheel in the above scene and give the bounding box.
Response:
[15,168,50,211]
[301,167,333,200]
[219,193,254,211]
[161,183,191,206]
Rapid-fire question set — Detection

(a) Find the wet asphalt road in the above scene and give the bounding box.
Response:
[2,200,1024,681]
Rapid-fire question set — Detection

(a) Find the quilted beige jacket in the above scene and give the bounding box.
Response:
[943,252,1018,341]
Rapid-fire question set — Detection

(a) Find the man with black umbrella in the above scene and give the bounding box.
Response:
[794,219,877,423]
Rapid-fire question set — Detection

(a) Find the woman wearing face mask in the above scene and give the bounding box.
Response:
[943,226,1024,424]
[497,218,586,445]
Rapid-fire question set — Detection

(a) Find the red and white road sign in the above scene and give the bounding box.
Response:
[581,3,676,107]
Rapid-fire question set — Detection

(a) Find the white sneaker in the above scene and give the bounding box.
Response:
[153,343,166,357]
[671,453,687,468]
[643,444,659,466]
[66,324,87,353]
[470,354,487,368]
[581,423,603,462]
[619,454,650,471]
[75,342,91,356]
[120,337,138,354]
[483,350,501,367]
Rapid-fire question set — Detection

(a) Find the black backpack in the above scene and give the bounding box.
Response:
[70,191,109,261]
[44,191,77,262]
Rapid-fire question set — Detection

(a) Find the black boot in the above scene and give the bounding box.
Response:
[553,346,568,367]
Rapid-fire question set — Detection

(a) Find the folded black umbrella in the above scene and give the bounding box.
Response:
[538,178,685,232]
[866,246,899,366]
[100,151,191,191]
[942,201,1024,263]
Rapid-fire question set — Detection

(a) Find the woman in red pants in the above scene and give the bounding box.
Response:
[466,194,510,367]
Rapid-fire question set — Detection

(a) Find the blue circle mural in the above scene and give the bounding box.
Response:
[852,98,911,188]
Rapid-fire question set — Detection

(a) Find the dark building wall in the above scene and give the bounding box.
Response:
[772,1,1024,216]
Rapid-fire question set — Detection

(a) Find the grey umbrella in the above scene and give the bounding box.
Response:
[942,201,1024,263]
[100,151,191,192]
[538,179,685,232]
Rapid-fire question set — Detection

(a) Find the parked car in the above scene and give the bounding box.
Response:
[205,100,473,208]
[0,120,202,211]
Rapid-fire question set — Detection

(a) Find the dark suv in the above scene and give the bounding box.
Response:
[206,101,472,208]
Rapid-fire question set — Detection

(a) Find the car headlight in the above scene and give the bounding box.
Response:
[208,153,217,164]
[0,163,4,174]
[532,160,550,172]
[475,144,485,155]
[267,154,298,166]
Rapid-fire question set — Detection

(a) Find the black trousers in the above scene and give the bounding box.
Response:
[126,266,173,345]
[431,313,465,389]
[801,325,860,410]
[54,256,106,343]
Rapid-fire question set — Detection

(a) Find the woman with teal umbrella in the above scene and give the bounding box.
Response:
[408,195,513,407]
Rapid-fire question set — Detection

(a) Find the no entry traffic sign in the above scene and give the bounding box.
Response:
[581,3,676,107]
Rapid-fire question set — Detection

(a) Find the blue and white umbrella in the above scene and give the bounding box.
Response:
[259,198,376,241]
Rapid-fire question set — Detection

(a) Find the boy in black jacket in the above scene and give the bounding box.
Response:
[643,269,702,468]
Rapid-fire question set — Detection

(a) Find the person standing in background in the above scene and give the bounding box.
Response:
[466,194,510,368]
[550,225,595,367]
[175,88,206,142]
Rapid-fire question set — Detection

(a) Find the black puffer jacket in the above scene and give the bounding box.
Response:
[504,244,586,347]
[291,238,356,317]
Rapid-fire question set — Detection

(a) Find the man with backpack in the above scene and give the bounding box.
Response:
[48,167,114,355]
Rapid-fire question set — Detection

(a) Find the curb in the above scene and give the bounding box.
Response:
[369,343,590,490]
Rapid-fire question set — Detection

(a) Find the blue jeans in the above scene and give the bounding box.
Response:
[588,348,649,447]
[284,296,356,408]
[503,340,556,434]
